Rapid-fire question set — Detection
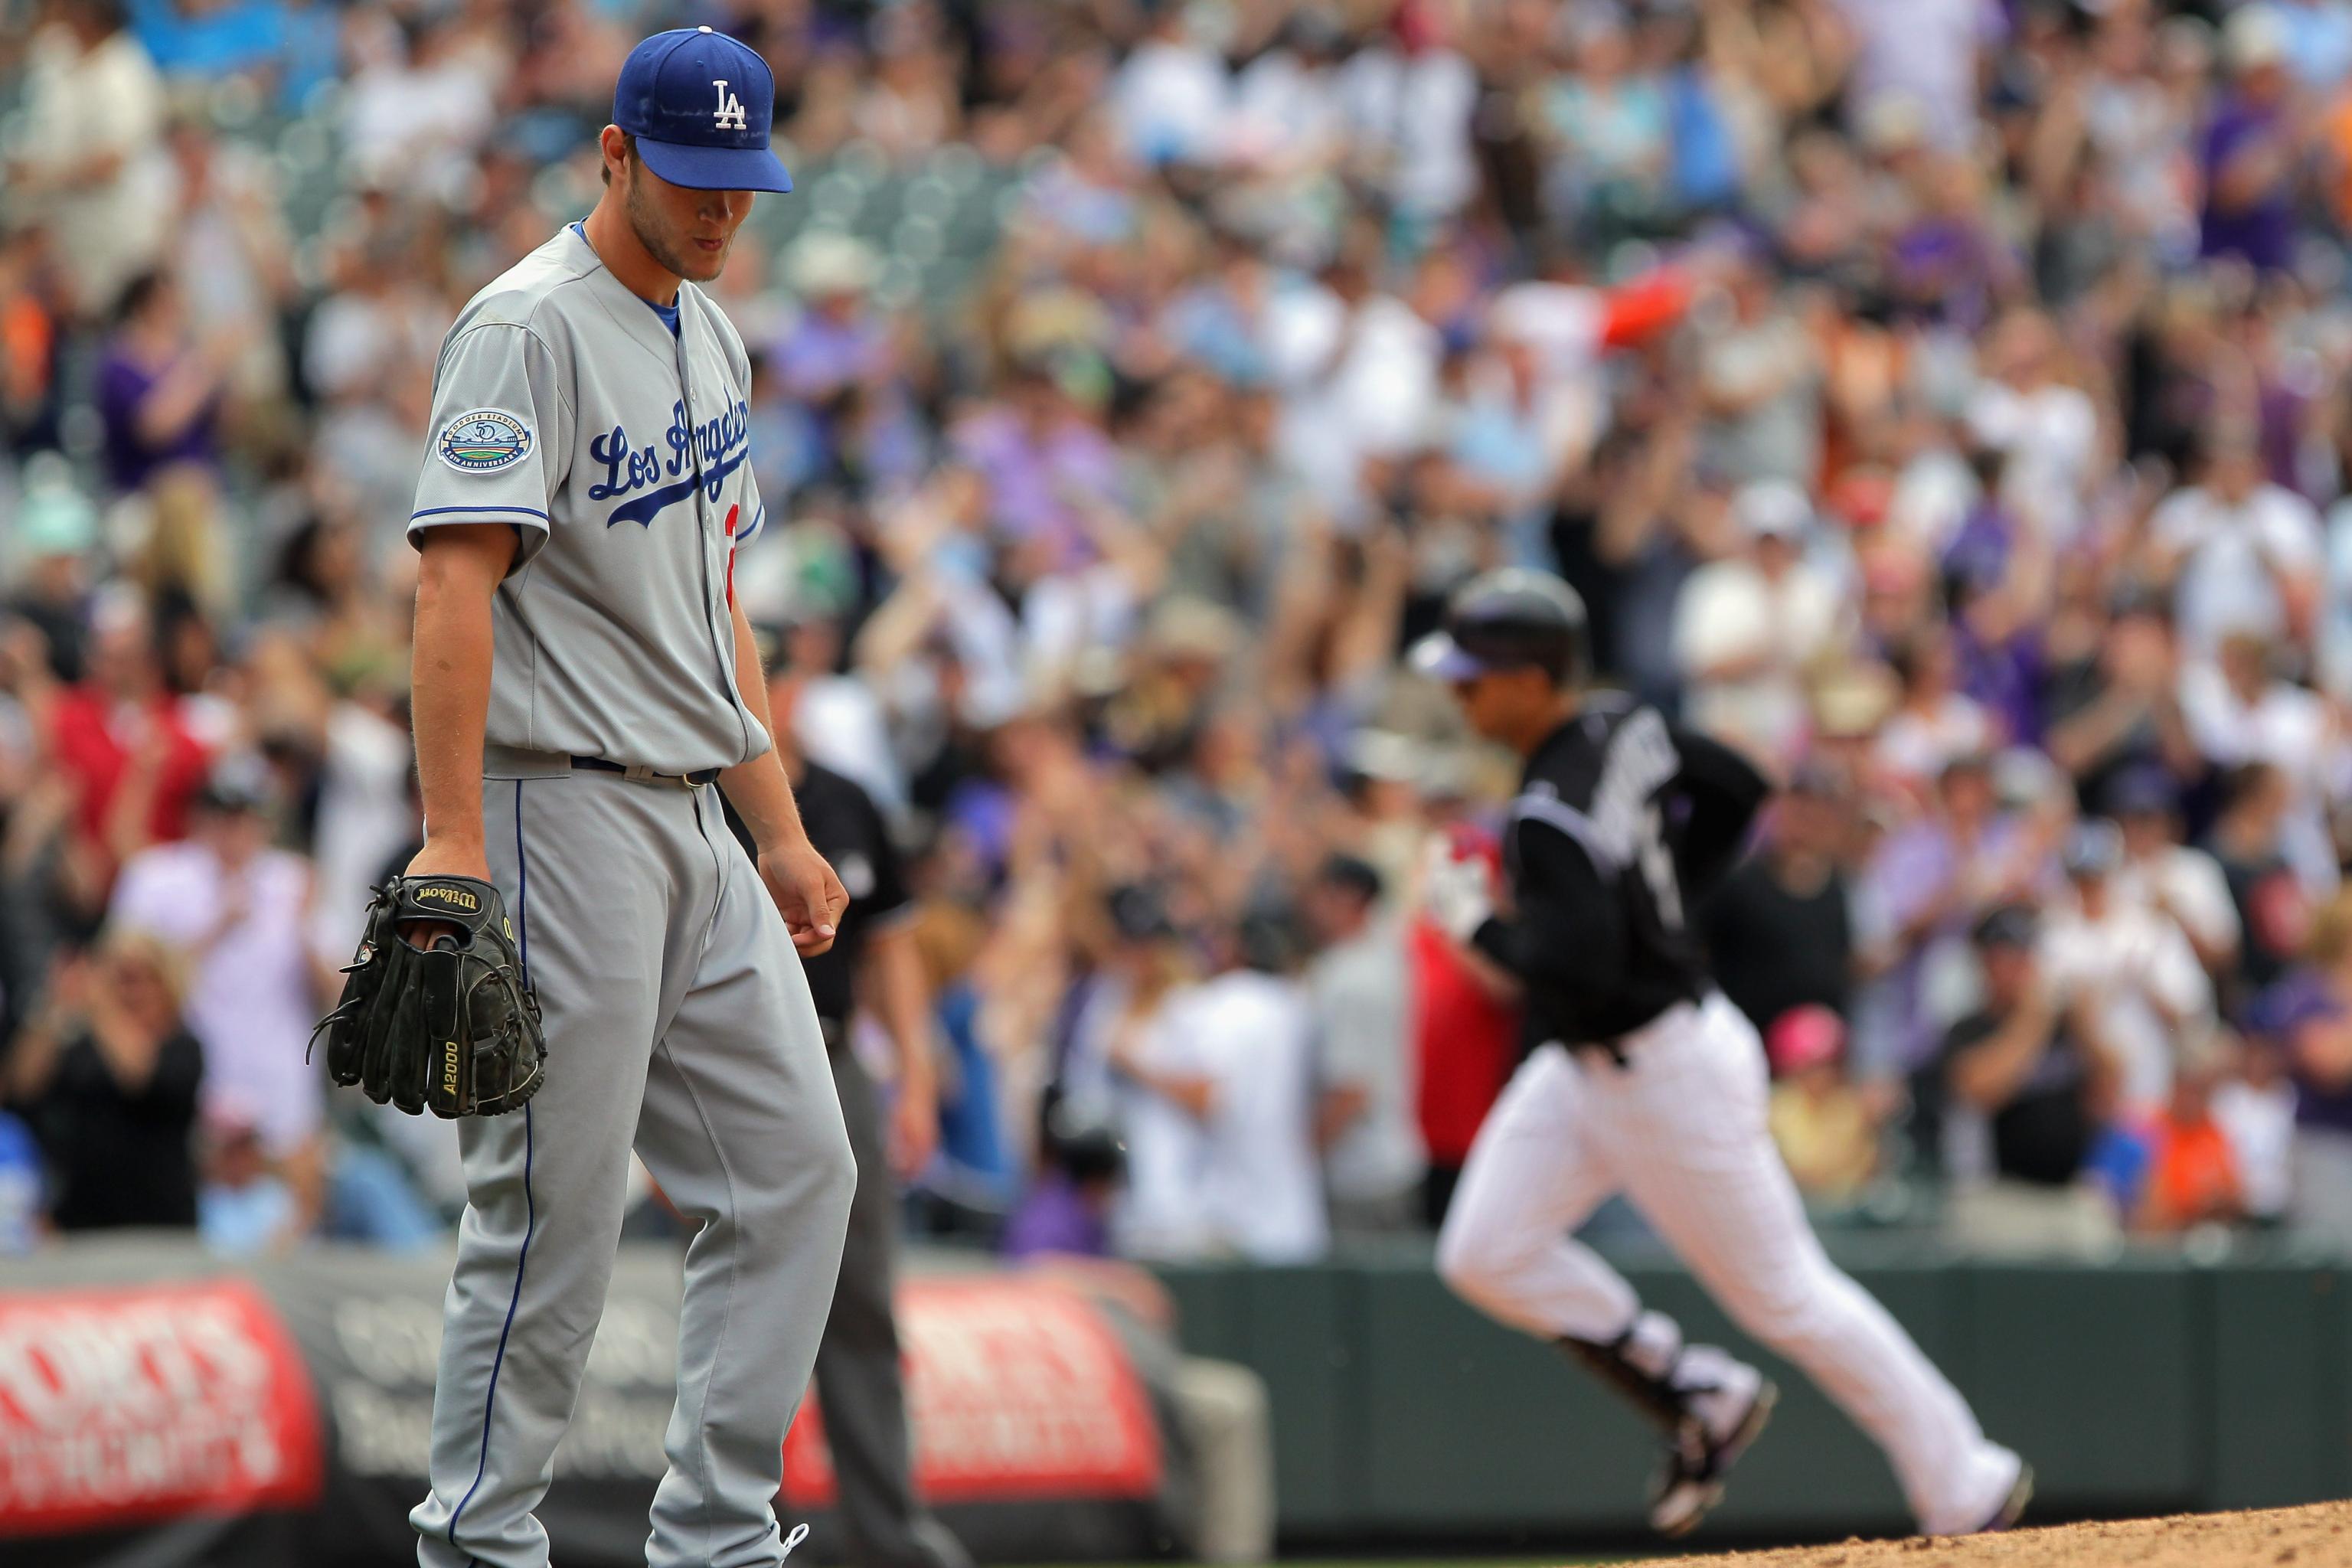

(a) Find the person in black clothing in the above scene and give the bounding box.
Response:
[723,622,970,1568]
[2040,583,2199,812]
[2,933,202,1232]
[2207,761,2312,1011]
[1416,568,2028,1540]
[1700,763,1856,1033]
[1940,906,2123,1258]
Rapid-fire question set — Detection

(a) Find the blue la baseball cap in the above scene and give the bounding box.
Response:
[613,27,793,194]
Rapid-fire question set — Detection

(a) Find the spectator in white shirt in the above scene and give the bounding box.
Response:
[2319,485,2352,704]
[2180,630,2342,899]
[1835,0,2006,154]
[1270,244,1442,522]
[307,688,416,968]
[779,609,909,820]
[1332,25,1480,223]
[1965,309,2101,545]
[1225,10,1348,177]
[109,753,328,1220]
[2150,428,2323,664]
[2038,820,2215,1113]
[1110,0,1230,168]
[2103,766,2241,981]
[2213,1031,2296,1223]
[338,11,499,201]
[1112,909,1328,1263]
[1093,893,1205,1257]
[1695,251,1824,487]
[1672,479,1849,766]
[1874,624,1999,793]
[1305,854,1423,1236]
[7,0,171,318]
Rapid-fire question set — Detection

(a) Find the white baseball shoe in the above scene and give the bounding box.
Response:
[1965,1458,2034,1535]
[1648,1351,1778,1537]
[1920,1446,2033,1537]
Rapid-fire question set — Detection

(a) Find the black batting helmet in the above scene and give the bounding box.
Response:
[1410,568,1592,688]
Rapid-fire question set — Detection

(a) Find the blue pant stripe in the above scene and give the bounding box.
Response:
[448,782,538,1557]
[512,779,531,983]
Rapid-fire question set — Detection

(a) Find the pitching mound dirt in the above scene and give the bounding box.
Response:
[1624,1501,2352,1567]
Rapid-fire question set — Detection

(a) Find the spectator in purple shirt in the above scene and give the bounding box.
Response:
[93,269,234,495]
[2200,8,2299,273]
[1857,752,2059,1075]
[949,358,1124,567]
[1001,1101,1124,1259]
[2259,943,2352,1250]
[1886,154,2023,333]
[1952,571,2045,750]
[767,232,926,495]
[776,234,894,400]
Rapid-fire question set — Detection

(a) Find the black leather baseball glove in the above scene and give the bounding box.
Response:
[311,874,547,1118]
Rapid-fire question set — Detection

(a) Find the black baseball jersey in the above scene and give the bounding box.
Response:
[1472,695,1770,1050]
[723,761,911,1031]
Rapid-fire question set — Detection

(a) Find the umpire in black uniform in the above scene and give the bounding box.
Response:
[727,617,972,1568]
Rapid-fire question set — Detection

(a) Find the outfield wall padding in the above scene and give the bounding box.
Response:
[1150,1241,2352,1542]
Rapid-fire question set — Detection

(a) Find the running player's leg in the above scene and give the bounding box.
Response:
[1606,995,2021,1535]
[1436,1044,1635,1341]
[1442,1037,1772,1536]
[413,776,686,1568]
[635,789,857,1568]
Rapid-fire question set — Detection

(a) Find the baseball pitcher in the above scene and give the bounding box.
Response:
[381,28,856,1568]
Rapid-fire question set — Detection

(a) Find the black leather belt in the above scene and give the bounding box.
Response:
[1568,990,1708,1070]
[570,756,721,789]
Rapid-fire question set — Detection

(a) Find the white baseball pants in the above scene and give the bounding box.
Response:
[1436,992,2019,1536]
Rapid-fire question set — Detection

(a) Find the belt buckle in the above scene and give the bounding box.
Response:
[621,763,692,789]
[1573,1037,1630,1070]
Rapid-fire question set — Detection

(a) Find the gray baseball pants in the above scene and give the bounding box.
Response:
[413,760,857,1568]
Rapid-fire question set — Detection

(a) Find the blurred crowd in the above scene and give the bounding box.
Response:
[13,0,2352,1266]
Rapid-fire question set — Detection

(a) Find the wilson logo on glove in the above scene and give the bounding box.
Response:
[309,874,547,1118]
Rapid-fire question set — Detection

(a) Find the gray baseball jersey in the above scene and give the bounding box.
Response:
[406,223,854,1568]
[409,222,771,775]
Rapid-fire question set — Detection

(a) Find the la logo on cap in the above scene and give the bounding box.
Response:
[713,80,746,130]
[611,25,794,192]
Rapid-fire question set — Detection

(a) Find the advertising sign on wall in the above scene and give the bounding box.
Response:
[0,1279,325,1536]
[784,1277,1163,1506]
[0,1250,1190,1566]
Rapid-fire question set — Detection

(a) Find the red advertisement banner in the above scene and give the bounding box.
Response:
[0,1278,325,1534]
[784,1277,1161,1505]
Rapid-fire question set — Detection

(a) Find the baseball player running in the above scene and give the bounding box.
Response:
[400,29,855,1568]
[1417,569,2030,1539]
